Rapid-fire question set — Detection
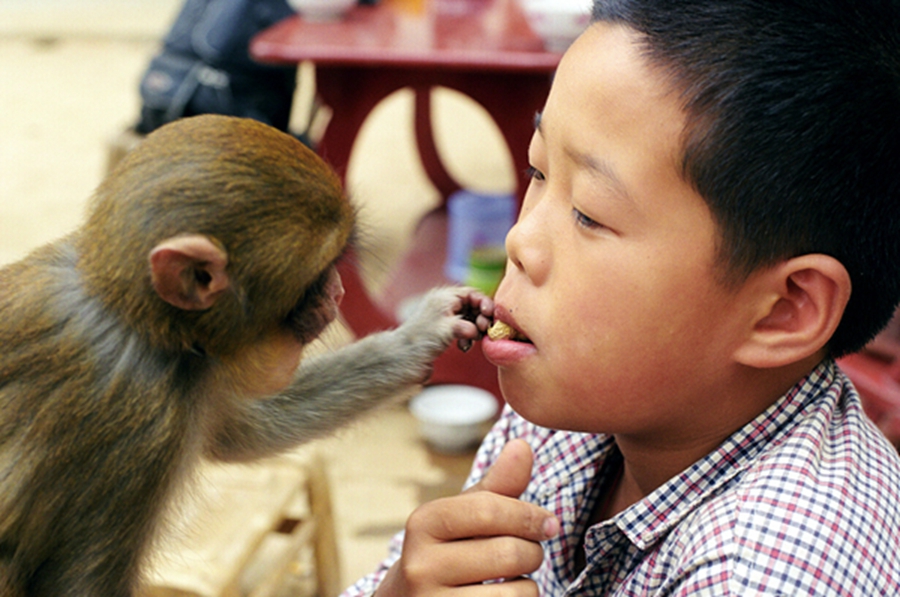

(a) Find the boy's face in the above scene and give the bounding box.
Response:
[484,23,750,439]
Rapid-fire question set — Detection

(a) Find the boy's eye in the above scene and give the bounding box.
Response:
[525,166,546,182]
[573,208,603,230]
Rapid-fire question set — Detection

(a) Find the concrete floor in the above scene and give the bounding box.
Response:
[0,0,519,592]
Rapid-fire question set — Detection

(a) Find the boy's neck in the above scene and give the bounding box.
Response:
[607,355,825,516]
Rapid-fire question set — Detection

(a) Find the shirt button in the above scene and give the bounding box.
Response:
[642,532,654,544]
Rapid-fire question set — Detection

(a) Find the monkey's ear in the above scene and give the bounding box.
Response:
[149,235,230,311]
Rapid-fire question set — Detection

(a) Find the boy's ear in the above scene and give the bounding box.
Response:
[149,234,230,311]
[733,254,851,368]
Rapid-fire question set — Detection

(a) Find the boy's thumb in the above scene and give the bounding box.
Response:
[470,439,534,498]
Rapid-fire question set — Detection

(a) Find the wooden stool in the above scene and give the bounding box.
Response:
[140,449,340,597]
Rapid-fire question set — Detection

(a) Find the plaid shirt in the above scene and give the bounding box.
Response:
[343,360,900,596]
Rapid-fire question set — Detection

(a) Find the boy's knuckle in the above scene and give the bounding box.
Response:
[407,497,468,539]
[399,557,431,588]
[470,498,502,527]
[405,503,438,535]
[483,578,540,597]
[524,507,549,537]
[491,536,545,576]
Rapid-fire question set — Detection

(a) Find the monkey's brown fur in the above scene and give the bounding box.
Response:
[0,115,478,596]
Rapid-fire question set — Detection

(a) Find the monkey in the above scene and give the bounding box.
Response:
[0,114,493,597]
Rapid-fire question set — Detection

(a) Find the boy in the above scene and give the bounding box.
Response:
[345,0,900,594]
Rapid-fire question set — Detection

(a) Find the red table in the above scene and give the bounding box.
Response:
[251,0,562,398]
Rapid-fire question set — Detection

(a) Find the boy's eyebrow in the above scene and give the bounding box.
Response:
[534,111,633,204]
[573,151,633,203]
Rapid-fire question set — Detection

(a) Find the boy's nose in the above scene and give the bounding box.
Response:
[505,200,550,285]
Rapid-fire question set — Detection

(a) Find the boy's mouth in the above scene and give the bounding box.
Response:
[487,320,531,343]
[482,309,537,367]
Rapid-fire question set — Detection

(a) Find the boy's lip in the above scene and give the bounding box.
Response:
[492,305,526,338]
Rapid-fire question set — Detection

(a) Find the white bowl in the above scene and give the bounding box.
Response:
[409,385,500,453]
[288,0,356,21]
[519,0,593,52]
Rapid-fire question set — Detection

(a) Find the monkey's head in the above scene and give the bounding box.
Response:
[77,115,355,359]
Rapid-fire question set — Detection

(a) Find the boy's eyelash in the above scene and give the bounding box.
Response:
[525,166,545,181]
[573,208,602,230]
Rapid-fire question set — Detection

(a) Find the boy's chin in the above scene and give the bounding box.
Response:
[498,373,550,421]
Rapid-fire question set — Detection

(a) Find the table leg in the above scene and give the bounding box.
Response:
[413,85,462,200]
[316,66,552,400]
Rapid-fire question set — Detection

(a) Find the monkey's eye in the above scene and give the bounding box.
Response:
[287,267,331,322]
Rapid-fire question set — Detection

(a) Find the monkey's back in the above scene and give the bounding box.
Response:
[0,240,201,595]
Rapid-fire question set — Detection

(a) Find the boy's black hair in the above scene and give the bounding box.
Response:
[592,0,900,356]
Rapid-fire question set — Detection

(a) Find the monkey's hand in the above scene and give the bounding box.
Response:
[402,286,494,354]
[368,285,494,386]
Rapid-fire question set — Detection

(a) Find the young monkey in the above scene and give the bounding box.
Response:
[0,114,493,597]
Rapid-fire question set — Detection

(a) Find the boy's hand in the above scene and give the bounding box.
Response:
[376,440,559,596]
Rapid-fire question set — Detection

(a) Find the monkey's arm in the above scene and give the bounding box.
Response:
[205,287,490,461]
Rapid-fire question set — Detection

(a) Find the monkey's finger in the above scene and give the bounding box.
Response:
[476,312,493,333]
[468,290,496,318]
[458,338,473,352]
[452,288,495,317]
[452,318,482,341]
[479,295,496,317]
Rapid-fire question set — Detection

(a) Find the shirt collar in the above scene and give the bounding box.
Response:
[614,359,840,549]
[531,431,616,501]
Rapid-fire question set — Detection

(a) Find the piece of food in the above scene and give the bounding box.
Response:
[487,320,515,341]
